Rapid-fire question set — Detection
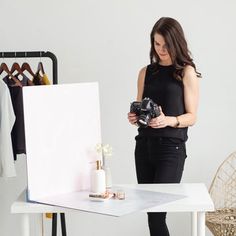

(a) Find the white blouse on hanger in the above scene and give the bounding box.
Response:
[0,79,16,177]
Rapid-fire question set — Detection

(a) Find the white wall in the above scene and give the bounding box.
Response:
[1,0,236,235]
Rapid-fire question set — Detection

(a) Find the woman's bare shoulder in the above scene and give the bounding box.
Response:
[183,65,196,77]
[182,65,199,90]
[138,66,147,81]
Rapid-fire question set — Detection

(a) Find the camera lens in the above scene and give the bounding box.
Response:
[139,114,151,126]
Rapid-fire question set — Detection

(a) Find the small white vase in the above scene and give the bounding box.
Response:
[103,165,112,189]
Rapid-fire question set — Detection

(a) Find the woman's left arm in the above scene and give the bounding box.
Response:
[175,65,199,127]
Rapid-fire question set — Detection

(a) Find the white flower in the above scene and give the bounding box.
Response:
[95,143,103,154]
[102,144,113,157]
[95,143,113,158]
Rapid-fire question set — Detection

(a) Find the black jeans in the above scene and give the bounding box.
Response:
[135,136,187,236]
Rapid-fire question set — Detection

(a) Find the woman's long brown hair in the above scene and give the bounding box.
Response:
[150,17,201,80]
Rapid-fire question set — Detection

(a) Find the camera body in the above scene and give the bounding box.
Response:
[130,97,160,127]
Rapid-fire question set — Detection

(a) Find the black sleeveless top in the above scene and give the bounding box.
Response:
[138,63,188,141]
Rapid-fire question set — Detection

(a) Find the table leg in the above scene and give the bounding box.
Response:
[52,213,57,236]
[34,214,43,236]
[21,213,30,236]
[60,213,67,236]
[191,212,197,236]
[197,212,205,236]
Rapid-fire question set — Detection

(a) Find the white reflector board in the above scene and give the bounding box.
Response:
[23,83,101,201]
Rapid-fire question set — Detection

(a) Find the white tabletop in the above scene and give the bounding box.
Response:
[132,183,214,212]
[11,183,214,214]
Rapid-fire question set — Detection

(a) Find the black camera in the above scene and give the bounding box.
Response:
[130,97,160,127]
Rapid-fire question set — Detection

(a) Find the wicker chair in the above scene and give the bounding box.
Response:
[206,151,236,236]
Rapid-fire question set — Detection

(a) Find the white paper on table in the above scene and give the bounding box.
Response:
[32,186,186,217]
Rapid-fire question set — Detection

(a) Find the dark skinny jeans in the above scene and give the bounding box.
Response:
[135,136,187,236]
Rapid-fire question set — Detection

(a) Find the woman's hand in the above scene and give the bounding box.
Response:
[128,112,138,126]
[149,107,167,128]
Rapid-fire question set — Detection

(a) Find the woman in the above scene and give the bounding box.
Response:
[128,17,201,236]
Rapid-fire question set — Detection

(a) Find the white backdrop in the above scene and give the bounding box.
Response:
[23,83,101,200]
[1,0,236,235]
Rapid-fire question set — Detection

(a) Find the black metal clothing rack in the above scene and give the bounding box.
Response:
[0,51,66,236]
[0,51,58,84]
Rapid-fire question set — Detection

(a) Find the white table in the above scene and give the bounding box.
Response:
[11,183,214,236]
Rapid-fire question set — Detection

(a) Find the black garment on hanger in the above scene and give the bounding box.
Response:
[3,75,31,160]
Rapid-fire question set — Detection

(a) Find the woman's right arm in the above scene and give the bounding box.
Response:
[136,66,146,101]
[128,66,147,125]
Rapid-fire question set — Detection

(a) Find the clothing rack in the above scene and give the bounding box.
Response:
[0,51,58,84]
[0,51,66,236]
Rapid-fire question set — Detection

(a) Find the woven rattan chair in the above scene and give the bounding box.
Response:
[206,151,236,236]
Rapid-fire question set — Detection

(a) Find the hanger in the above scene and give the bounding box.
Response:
[21,53,35,77]
[0,53,9,75]
[0,62,11,75]
[11,62,25,76]
[36,62,45,76]
[0,61,22,87]
[21,62,35,76]
[10,52,25,76]
[36,52,45,76]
